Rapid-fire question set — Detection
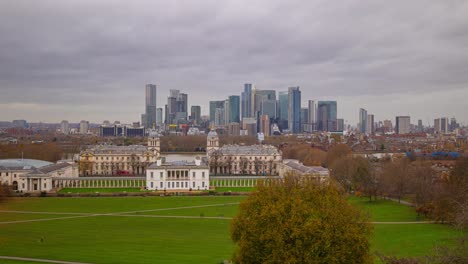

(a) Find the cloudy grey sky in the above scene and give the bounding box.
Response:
[1,0,467,126]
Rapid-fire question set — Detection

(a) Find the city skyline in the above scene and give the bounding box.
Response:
[1,1,467,125]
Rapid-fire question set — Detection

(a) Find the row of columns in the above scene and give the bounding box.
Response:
[53,179,145,188]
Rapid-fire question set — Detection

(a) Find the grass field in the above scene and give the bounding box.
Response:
[0,196,463,263]
[58,188,143,194]
[214,187,255,192]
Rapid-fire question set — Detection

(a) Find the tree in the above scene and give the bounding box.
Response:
[231,174,373,264]
[0,184,11,203]
[381,159,411,203]
[325,144,352,167]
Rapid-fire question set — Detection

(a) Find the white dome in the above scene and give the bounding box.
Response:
[207,130,218,139]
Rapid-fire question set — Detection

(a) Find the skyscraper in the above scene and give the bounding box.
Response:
[228,95,240,123]
[366,114,375,135]
[359,108,367,134]
[166,90,188,124]
[156,108,163,127]
[143,84,157,128]
[300,108,309,132]
[209,100,225,123]
[214,108,225,127]
[288,87,301,133]
[317,101,337,132]
[260,115,270,136]
[261,99,276,119]
[190,105,201,125]
[308,100,316,130]
[60,120,69,135]
[395,116,411,134]
[79,120,89,134]
[241,84,252,119]
[278,91,289,130]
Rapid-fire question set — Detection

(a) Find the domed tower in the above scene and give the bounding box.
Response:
[206,128,219,154]
[147,130,160,157]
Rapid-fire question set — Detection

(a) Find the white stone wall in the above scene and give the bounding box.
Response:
[146,168,209,191]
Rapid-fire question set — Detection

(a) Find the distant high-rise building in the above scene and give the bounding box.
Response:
[241,84,252,119]
[337,119,345,132]
[209,100,225,123]
[366,114,375,135]
[214,108,225,127]
[190,105,201,125]
[251,89,276,119]
[383,120,393,133]
[226,122,240,136]
[308,100,316,130]
[417,119,423,132]
[12,120,28,129]
[300,108,309,132]
[434,117,449,134]
[242,117,257,136]
[288,87,301,133]
[395,116,411,134]
[260,115,271,136]
[142,84,157,128]
[228,95,240,123]
[450,117,458,132]
[156,108,163,127]
[317,101,337,132]
[79,120,89,134]
[60,120,70,135]
[261,99,276,119]
[278,91,289,130]
[359,108,367,134]
[166,90,188,124]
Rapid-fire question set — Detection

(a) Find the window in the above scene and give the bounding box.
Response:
[202,182,205,187]
[150,182,153,188]
[150,172,154,178]
[192,182,195,188]
[22,183,25,188]
[44,183,46,188]
[192,172,196,178]
[176,182,179,188]
[185,182,188,188]
[160,182,163,188]
[172,182,174,188]
[202,172,205,178]
[160,172,163,179]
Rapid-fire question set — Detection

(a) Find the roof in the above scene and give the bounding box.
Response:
[0,159,53,170]
[148,159,209,169]
[82,145,149,155]
[207,129,218,139]
[283,160,329,175]
[26,162,72,175]
[218,144,280,155]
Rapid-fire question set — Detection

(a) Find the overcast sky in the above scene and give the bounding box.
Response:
[1,0,467,126]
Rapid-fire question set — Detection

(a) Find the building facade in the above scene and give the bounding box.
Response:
[79,133,160,176]
[146,157,209,191]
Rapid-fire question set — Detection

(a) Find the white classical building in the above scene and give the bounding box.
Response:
[206,129,282,175]
[78,132,160,176]
[146,157,210,191]
[0,159,77,192]
[279,159,330,183]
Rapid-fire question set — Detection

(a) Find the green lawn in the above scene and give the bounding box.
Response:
[0,196,463,263]
[214,187,255,192]
[58,188,143,194]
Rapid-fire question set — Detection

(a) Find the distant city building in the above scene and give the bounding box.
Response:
[60,120,70,135]
[308,100,316,130]
[156,108,163,127]
[166,90,188,125]
[228,95,240,123]
[300,108,309,132]
[417,119,423,132]
[366,114,374,135]
[317,101,337,132]
[79,120,89,134]
[226,122,241,136]
[12,120,28,129]
[209,100,225,123]
[359,108,367,134]
[242,117,257,136]
[214,108,225,127]
[288,87,301,133]
[395,116,411,134]
[383,120,393,133]
[337,119,345,132]
[142,84,157,128]
[260,115,270,136]
[190,105,201,125]
[434,117,449,134]
[278,91,289,131]
[261,99,276,119]
[241,84,253,119]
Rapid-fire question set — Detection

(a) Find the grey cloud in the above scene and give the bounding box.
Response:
[0,0,467,124]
